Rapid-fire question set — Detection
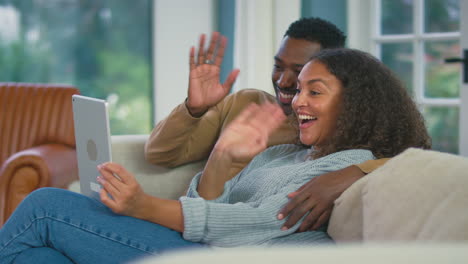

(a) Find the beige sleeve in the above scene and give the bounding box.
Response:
[144,89,296,169]
[355,158,391,174]
[144,102,222,167]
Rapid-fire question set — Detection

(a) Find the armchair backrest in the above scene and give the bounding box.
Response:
[0,83,80,166]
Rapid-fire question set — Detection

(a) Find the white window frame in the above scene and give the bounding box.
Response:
[349,0,461,107]
[348,0,461,153]
[372,0,460,109]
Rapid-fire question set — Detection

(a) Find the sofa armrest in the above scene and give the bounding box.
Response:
[0,143,78,226]
[329,148,468,242]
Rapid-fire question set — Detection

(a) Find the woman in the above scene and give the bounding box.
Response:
[0,49,430,264]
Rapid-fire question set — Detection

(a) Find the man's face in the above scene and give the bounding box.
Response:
[272,37,322,115]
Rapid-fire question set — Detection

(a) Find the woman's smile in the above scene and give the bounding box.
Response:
[297,112,317,129]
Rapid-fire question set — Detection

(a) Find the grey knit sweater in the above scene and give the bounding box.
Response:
[179,144,375,247]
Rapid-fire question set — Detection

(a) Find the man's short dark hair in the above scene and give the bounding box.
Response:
[284,17,346,49]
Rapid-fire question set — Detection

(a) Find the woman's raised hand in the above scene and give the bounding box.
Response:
[186,32,240,117]
[197,102,285,199]
[214,102,286,164]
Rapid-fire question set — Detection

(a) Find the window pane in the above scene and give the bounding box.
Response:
[0,0,152,135]
[381,0,413,35]
[424,0,460,33]
[423,106,459,154]
[424,40,461,98]
[381,43,414,95]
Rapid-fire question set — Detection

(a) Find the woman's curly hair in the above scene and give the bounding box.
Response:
[311,48,431,159]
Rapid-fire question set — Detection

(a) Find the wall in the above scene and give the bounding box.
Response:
[153,0,215,122]
[233,0,300,94]
[301,0,347,35]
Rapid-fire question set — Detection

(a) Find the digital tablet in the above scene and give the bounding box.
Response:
[72,94,112,201]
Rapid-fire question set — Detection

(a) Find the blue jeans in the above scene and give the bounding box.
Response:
[0,188,206,264]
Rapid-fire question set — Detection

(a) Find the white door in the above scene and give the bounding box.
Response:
[459,0,468,156]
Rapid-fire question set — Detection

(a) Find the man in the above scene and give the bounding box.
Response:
[145,17,387,231]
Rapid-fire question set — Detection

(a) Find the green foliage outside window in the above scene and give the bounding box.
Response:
[0,0,153,135]
[380,0,460,154]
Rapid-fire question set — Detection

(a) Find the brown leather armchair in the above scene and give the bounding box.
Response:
[0,83,80,227]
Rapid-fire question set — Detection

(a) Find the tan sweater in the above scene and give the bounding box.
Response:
[145,89,385,173]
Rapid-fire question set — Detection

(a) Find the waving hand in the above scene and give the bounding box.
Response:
[186,32,240,116]
[198,102,286,199]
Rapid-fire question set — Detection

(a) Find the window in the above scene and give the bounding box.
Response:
[0,0,153,135]
[374,0,460,153]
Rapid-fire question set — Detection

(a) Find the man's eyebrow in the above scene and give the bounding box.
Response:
[273,56,305,68]
[274,56,282,62]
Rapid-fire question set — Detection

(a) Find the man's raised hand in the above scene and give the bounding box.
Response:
[186,32,240,117]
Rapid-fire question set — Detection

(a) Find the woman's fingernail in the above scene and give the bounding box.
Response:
[277,214,284,220]
[281,226,288,231]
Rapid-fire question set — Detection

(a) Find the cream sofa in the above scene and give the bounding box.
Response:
[72,134,468,241]
[69,135,468,262]
[68,135,206,199]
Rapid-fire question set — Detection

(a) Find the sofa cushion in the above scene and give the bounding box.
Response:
[69,135,206,200]
[329,148,468,242]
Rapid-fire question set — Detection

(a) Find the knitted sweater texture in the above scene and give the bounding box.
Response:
[180,144,375,247]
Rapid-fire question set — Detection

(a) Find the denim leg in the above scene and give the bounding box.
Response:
[0,188,205,264]
[13,247,74,264]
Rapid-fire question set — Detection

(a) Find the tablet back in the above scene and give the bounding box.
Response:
[72,95,112,200]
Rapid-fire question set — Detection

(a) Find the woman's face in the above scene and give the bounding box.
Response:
[292,60,343,148]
